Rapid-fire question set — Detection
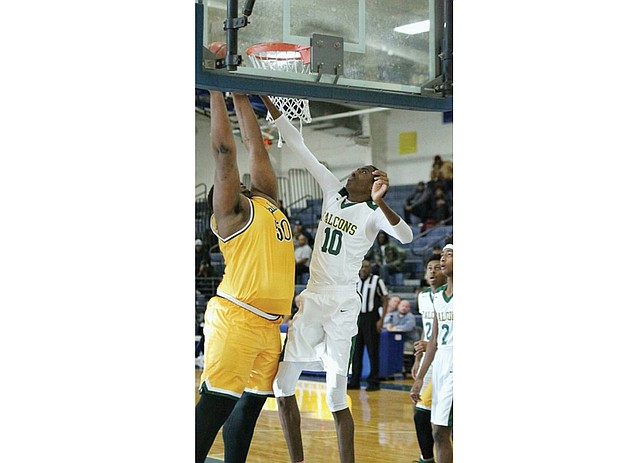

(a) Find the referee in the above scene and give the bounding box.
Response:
[349,259,389,391]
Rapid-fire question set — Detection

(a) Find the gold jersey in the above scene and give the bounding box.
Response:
[211,195,295,316]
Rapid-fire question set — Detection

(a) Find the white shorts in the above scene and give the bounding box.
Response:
[431,347,453,426]
[282,287,361,376]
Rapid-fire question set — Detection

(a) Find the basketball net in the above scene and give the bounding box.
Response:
[246,43,312,147]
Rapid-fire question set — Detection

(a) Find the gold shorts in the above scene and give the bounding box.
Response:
[199,297,282,398]
[415,378,433,411]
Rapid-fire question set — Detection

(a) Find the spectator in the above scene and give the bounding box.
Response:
[403,181,431,225]
[430,155,443,181]
[349,259,389,392]
[429,185,451,223]
[381,295,401,318]
[294,234,312,284]
[292,220,315,248]
[195,239,210,278]
[429,155,453,183]
[370,231,406,286]
[429,155,453,198]
[384,299,420,353]
[195,239,211,294]
[421,185,452,232]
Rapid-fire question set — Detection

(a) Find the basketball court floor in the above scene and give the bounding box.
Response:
[195,370,422,463]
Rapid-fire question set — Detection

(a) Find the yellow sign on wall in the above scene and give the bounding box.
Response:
[399,131,417,155]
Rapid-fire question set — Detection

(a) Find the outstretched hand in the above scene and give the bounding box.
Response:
[371,170,389,202]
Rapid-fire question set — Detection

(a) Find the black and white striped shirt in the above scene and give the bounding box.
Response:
[356,274,388,313]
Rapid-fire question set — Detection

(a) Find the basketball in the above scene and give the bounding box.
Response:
[207,41,227,59]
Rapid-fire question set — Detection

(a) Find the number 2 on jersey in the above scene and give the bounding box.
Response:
[425,321,432,340]
[441,323,450,345]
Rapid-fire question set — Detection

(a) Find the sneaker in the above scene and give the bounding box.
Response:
[365,384,380,392]
[348,383,360,390]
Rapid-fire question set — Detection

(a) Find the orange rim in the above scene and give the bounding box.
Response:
[246,42,311,65]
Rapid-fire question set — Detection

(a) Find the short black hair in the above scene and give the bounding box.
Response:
[425,255,442,267]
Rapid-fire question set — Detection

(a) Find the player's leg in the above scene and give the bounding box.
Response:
[432,424,452,463]
[197,299,265,462]
[365,317,380,390]
[273,361,306,462]
[222,393,267,462]
[414,377,434,461]
[414,407,434,462]
[333,407,355,463]
[223,315,283,462]
[326,371,355,463]
[323,291,361,462]
[278,395,304,462]
[275,290,329,462]
[195,391,237,463]
[430,351,452,463]
[348,331,363,389]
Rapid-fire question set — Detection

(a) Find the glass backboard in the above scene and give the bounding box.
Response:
[196,0,452,111]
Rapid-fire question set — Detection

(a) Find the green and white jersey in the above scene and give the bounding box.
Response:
[417,287,436,342]
[417,287,437,387]
[310,189,394,288]
[275,115,413,289]
[432,284,453,349]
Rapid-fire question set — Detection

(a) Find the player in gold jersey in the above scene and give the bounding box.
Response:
[195,91,295,463]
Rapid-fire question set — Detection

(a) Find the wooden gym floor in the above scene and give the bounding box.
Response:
[195,370,422,463]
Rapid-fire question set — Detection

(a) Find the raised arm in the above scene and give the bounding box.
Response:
[209,91,250,237]
[232,93,278,203]
[261,95,282,120]
[260,95,341,193]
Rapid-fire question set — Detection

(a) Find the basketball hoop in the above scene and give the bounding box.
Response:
[246,42,312,147]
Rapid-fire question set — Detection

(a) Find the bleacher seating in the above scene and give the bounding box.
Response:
[383,185,410,217]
